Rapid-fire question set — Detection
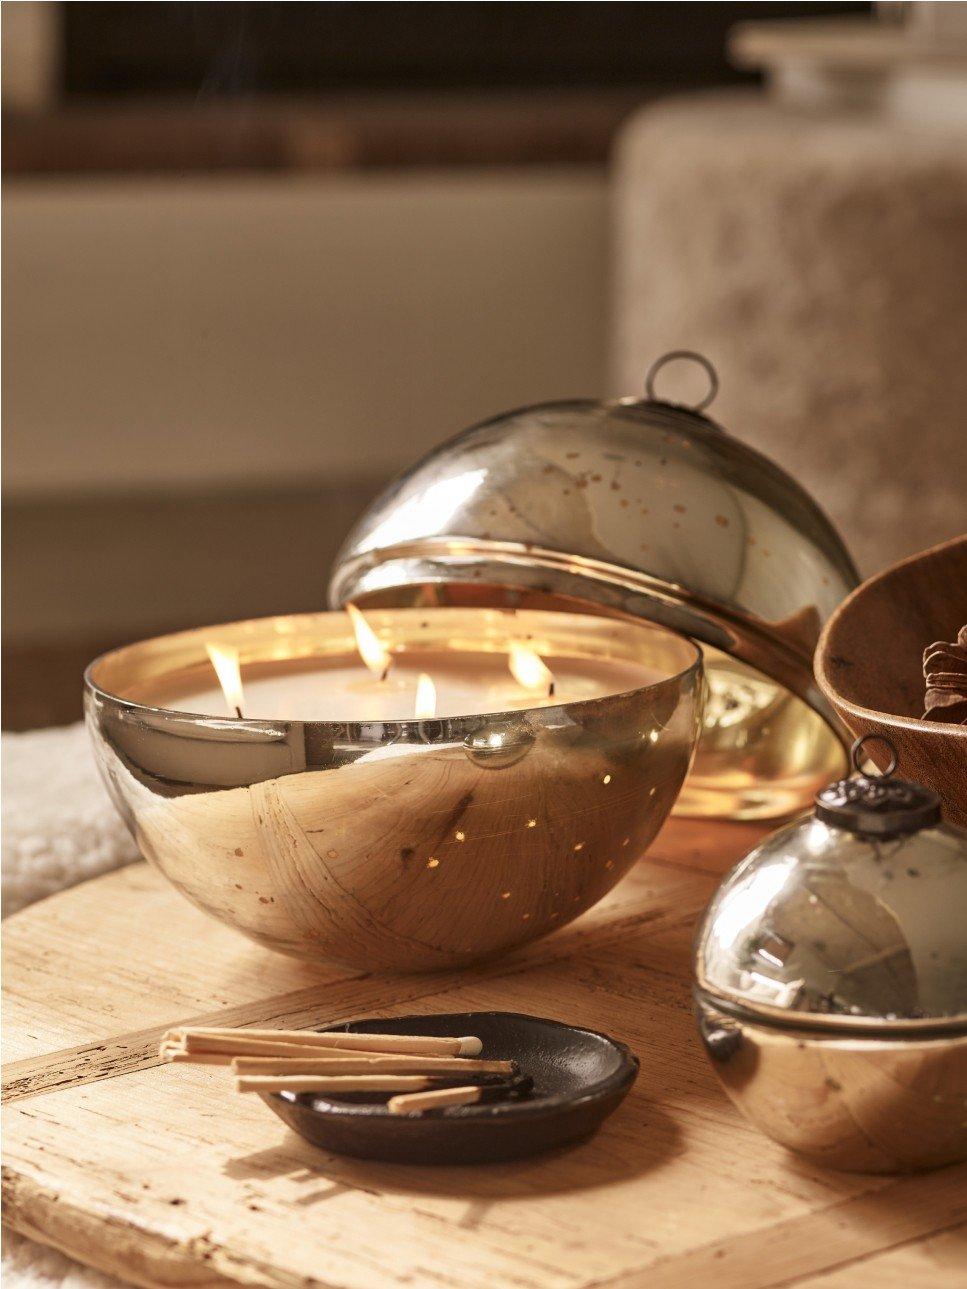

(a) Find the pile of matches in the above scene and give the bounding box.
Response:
[160,1026,533,1115]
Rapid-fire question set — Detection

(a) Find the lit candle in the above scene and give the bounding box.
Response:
[143,607,665,723]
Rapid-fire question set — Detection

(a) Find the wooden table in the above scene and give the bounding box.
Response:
[3,818,965,1288]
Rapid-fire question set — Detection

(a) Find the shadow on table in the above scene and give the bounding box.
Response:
[223,1096,681,1211]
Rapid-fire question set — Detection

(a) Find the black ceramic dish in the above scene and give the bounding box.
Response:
[263,1012,639,1164]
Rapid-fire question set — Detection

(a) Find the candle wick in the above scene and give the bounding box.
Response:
[548,681,556,698]
[234,705,244,719]
[379,661,391,683]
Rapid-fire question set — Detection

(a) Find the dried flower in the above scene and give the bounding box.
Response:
[923,625,967,724]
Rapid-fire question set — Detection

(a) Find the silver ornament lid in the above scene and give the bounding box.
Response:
[330,352,858,740]
[694,736,967,1034]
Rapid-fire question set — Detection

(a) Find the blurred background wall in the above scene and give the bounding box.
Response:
[8,1,965,732]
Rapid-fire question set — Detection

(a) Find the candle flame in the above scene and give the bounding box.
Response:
[414,672,437,719]
[205,643,244,718]
[346,603,391,680]
[508,644,556,697]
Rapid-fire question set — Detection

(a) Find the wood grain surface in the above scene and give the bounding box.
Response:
[3,817,965,1289]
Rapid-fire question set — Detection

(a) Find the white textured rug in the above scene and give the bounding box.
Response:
[3,722,138,1287]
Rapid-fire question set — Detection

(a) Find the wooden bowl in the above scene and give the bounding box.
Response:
[816,536,967,827]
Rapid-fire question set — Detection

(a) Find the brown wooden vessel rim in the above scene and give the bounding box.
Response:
[815,534,967,740]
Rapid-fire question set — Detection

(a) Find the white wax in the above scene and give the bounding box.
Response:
[170,650,662,722]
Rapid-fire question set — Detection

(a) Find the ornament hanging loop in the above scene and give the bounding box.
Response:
[644,351,719,413]
[851,733,899,778]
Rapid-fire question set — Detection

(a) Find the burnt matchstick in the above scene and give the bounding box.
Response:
[389,1075,534,1115]
[230,1056,517,1077]
[235,1071,516,1095]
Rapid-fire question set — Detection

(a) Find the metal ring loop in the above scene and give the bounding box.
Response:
[851,733,899,778]
[644,351,719,413]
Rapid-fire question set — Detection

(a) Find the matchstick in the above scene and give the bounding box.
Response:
[176,1035,393,1059]
[230,1056,516,1076]
[159,1036,322,1067]
[167,1027,483,1058]
[164,1035,486,1063]
[161,1048,235,1066]
[159,1040,514,1076]
[235,1073,505,1095]
[387,1085,487,1114]
[389,1074,535,1114]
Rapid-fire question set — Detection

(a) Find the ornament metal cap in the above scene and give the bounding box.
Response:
[814,734,942,838]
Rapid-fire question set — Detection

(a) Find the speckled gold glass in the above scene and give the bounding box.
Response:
[329,370,859,821]
[86,607,702,971]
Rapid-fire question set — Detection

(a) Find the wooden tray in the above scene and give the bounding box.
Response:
[3,818,965,1289]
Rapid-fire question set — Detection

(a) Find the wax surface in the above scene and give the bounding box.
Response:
[173,649,663,721]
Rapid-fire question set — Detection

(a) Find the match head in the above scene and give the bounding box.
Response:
[456,1036,484,1057]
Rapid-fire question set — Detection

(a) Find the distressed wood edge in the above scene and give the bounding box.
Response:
[2,1162,329,1289]
[6,1158,965,1289]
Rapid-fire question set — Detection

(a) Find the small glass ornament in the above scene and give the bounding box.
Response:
[694,734,967,1173]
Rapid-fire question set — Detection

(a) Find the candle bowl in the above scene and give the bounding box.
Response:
[85,608,702,971]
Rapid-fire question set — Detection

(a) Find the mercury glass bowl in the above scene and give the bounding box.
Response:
[85,607,702,971]
[329,353,859,821]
